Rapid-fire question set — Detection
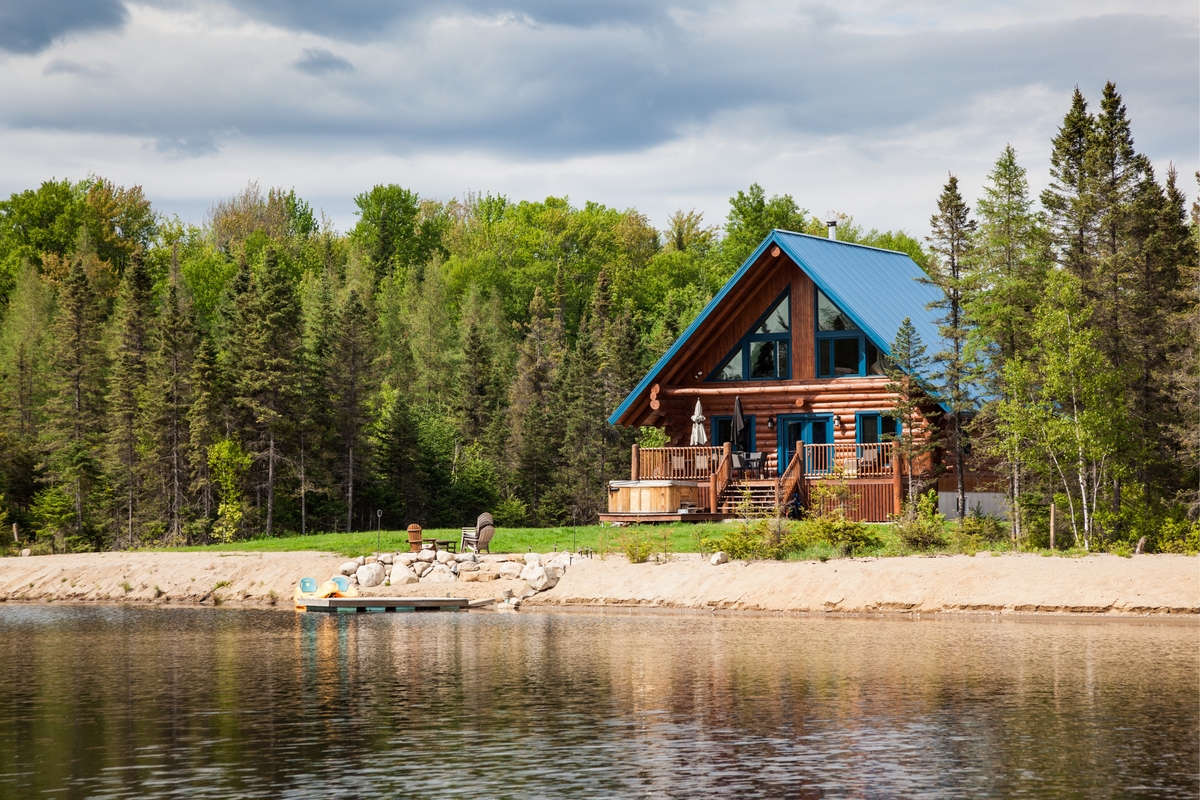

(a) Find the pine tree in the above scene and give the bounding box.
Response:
[926,174,977,517]
[236,247,301,536]
[42,257,107,545]
[106,254,154,547]
[375,389,426,524]
[558,310,605,520]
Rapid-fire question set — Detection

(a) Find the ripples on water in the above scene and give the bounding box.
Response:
[0,605,1194,799]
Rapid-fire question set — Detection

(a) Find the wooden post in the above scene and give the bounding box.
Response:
[630,443,640,481]
[891,445,903,514]
[1049,503,1055,550]
[722,441,732,482]
[11,523,16,544]
[796,440,806,509]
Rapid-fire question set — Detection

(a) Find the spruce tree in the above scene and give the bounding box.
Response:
[926,174,976,518]
[328,289,375,532]
[144,277,194,543]
[43,257,107,545]
[509,288,562,523]
[968,145,1048,538]
[1042,87,1098,282]
[236,247,301,536]
[187,336,221,529]
[884,318,939,506]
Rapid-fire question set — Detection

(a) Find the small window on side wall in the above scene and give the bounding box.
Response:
[856,412,899,444]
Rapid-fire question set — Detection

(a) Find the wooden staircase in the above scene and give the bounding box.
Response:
[714,480,780,515]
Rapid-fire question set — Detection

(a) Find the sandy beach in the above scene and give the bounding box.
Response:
[0,549,1195,616]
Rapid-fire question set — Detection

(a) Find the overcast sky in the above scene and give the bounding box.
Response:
[0,0,1195,237]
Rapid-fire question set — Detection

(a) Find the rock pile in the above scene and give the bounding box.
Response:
[325,549,579,597]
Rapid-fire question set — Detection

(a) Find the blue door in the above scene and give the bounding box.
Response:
[776,415,832,474]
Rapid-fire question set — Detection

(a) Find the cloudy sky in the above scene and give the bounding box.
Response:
[0,0,1195,236]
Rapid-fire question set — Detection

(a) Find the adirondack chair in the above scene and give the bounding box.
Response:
[461,512,496,554]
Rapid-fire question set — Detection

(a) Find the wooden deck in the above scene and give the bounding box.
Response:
[598,511,732,524]
[301,597,491,612]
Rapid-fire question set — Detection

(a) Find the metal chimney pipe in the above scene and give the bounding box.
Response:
[826,220,837,240]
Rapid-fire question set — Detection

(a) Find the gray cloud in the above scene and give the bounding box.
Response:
[152,135,223,158]
[217,0,688,40]
[0,0,127,54]
[43,59,110,79]
[294,48,354,76]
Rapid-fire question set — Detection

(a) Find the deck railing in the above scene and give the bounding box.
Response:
[633,445,724,480]
[804,443,894,478]
[632,442,897,481]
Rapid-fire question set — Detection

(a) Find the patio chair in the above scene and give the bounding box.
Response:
[461,512,496,554]
[746,452,764,477]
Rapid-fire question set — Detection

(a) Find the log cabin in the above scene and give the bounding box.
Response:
[602,228,1004,524]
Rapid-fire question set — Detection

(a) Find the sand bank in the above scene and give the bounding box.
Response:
[0,550,1195,616]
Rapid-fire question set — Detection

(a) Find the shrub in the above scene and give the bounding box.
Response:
[959,506,1007,543]
[618,527,655,563]
[893,491,946,550]
[493,496,528,528]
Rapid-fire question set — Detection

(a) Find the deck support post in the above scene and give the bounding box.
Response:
[630,443,640,481]
[891,445,903,515]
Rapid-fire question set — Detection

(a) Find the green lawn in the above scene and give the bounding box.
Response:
[155,523,744,558]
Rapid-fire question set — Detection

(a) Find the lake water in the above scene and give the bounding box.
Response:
[0,605,1195,799]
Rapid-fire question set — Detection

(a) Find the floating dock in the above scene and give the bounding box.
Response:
[302,597,493,613]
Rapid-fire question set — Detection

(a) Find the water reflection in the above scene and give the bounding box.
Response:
[0,605,1194,798]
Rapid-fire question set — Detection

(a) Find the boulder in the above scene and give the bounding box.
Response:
[416,549,436,563]
[355,556,366,567]
[390,565,419,585]
[455,552,478,563]
[459,571,497,582]
[498,562,524,580]
[397,552,418,566]
[710,551,729,566]
[435,550,456,565]
[356,562,386,588]
[378,553,394,565]
[524,566,560,592]
[414,562,432,578]
[457,561,480,572]
[19,548,30,557]
[449,562,459,575]
[421,564,457,583]
[339,561,360,576]
[546,552,572,570]
[365,555,378,564]
[524,552,542,567]
[348,574,359,585]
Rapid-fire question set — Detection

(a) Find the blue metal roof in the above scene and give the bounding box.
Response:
[608,230,946,425]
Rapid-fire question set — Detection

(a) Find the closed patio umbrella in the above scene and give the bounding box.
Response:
[731,396,748,453]
[689,400,708,446]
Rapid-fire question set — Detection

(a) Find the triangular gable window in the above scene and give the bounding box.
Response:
[816,289,858,331]
[709,291,790,382]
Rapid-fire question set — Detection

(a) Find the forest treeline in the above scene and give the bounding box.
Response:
[0,81,1194,552]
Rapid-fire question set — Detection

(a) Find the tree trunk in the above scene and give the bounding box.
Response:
[346,444,354,534]
[266,430,275,537]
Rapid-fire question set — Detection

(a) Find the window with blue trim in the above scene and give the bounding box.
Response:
[710,292,790,382]
[815,289,886,378]
[855,411,899,444]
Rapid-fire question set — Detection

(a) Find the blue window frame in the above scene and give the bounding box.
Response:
[855,411,899,444]
[815,289,887,378]
[711,415,756,452]
[709,291,791,382]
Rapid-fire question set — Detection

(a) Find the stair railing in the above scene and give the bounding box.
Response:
[775,440,805,510]
[708,442,733,512]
